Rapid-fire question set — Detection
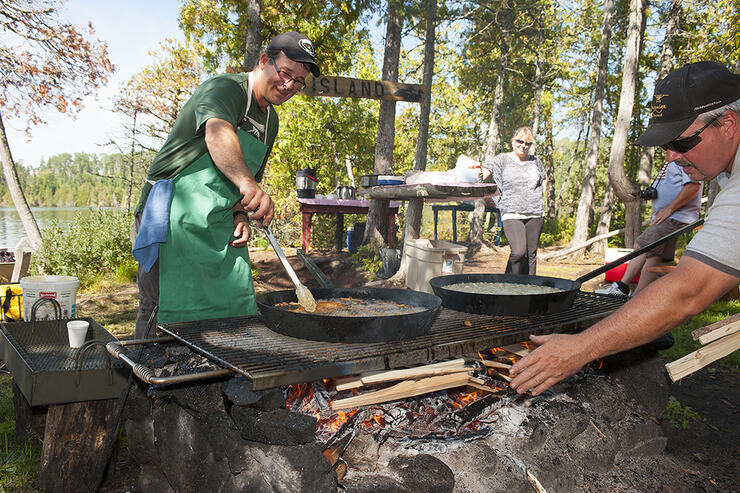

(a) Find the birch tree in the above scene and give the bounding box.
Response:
[0,0,114,250]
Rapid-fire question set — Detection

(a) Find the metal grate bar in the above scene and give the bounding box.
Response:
[160,292,628,390]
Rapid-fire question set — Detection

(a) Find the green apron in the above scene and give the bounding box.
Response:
[157,128,268,323]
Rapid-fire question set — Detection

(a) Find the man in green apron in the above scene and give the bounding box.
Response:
[132,32,320,338]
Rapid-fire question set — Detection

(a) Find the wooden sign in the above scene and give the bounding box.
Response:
[300,75,426,103]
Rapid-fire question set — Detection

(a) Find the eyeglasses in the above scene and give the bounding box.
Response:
[515,139,534,146]
[270,58,306,91]
[660,115,719,153]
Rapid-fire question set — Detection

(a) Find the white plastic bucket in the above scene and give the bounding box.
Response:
[20,275,80,321]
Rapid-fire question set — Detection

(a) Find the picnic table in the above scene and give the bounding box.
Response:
[297,198,401,251]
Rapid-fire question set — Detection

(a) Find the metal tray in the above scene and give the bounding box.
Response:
[0,317,130,406]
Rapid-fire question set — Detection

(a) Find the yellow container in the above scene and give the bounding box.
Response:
[1,284,23,321]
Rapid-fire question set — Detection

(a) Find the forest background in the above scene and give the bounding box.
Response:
[1,0,738,256]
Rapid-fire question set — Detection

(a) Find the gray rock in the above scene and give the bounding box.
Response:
[342,475,407,493]
[138,463,175,493]
[124,417,157,466]
[222,377,286,409]
[390,454,454,493]
[231,406,316,445]
[605,348,671,419]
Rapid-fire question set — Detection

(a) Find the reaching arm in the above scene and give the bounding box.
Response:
[204,118,274,225]
[652,182,701,224]
[510,256,739,395]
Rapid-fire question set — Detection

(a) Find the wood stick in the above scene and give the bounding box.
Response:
[359,359,467,385]
[692,313,740,342]
[490,371,512,383]
[335,359,467,391]
[330,372,471,410]
[334,371,382,391]
[479,359,513,370]
[527,469,549,493]
[697,320,740,345]
[465,381,499,393]
[665,331,740,382]
[499,344,531,357]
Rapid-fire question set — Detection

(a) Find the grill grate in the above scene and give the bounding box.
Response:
[160,292,628,390]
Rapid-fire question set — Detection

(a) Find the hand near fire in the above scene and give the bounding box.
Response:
[509,333,592,396]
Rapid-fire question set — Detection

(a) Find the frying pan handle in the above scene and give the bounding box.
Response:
[575,218,704,284]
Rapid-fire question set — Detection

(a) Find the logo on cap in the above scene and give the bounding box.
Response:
[298,39,315,58]
[651,93,669,118]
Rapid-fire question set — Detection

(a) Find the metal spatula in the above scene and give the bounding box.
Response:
[262,226,317,312]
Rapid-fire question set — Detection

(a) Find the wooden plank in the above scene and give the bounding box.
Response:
[665,331,740,382]
[499,344,531,357]
[479,359,513,370]
[334,359,466,391]
[692,312,740,341]
[360,359,467,385]
[359,183,497,200]
[301,75,426,102]
[697,320,740,345]
[330,372,471,410]
[334,371,382,391]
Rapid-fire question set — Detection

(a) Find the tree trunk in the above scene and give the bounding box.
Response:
[0,113,42,250]
[543,115,556,219]
[570,0,615,248]
[637,0,681,188]
[244,0,262,70]
[365,0,403,246]
[607,0,648,247]
[470,1,513,255]
[403,0,436,244]
[592,177,616,256]
[531,14,545,140]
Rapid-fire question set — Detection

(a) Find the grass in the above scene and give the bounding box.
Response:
[0,375,42,492]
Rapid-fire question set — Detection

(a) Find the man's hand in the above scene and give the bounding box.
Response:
[230,215,252,247]
[651,207,672,225]
[509,333,592,396]
[239,181,274,226]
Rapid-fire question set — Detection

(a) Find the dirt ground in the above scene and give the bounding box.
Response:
[77,245,738,492]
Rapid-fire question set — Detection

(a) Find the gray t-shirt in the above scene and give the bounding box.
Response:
[652,161,701,224]
[683,147,740,277]
[483,153,545,216]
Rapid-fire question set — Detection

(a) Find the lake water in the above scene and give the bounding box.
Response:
[0,207,120,250]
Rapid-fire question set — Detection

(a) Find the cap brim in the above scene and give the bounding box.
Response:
[284,52,320,77]
[635,115,696,146]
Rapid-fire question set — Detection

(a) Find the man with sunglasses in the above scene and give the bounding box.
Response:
[132,32,319,338]
[510,61,740,396]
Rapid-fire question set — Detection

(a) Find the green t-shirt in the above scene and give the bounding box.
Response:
[134,73,279,214]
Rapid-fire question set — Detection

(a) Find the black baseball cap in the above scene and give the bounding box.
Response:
[636,61,740,146]
[267,32,320,77]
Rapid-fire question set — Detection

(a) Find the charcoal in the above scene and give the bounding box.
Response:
[230,406,316,445]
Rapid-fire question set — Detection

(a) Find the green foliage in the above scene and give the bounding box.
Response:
[540,217,575,247]
[0,376,42,491]
[113,257,138,284]
[660,300,740,369]
[351,243,382,279]
[33,209,136,289]
[663,396,704,430]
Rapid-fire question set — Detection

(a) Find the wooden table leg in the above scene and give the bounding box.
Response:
[433,208,439,240]
[387,212,396,246]
[334,214,345,251]
[302,212,313,252]
[452,210,458,244]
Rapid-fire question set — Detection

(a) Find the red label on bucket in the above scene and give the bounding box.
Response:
[39,292,58,298]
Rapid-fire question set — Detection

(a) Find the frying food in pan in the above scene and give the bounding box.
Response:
[275,297,426,317]
[444,282,564,295]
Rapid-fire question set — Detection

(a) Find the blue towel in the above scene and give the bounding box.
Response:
[133,179,174,272]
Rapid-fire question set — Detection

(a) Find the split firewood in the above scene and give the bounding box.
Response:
[335,359,467,390]
[488,370,512,383]
[479,359,513,370]
[330,372,472,410]
[665,330,740,382]
[465,381,499,393]
[526,469,549,493]
[335,461,347,482]
[691,313,740,345]
[500,344,531,357]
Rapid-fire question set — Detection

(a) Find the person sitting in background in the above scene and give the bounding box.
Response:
[481,126,546,275]
[596,161,702,296]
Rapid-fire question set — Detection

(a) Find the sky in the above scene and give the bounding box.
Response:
[5,0,185,167]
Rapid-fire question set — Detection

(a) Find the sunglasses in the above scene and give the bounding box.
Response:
[515,139,534,146]
[660,115,719,153]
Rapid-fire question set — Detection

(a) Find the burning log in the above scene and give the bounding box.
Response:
[479,359,513,370]
[500,343,531,357]
[331,372,476,410]
[665,330,740,382]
